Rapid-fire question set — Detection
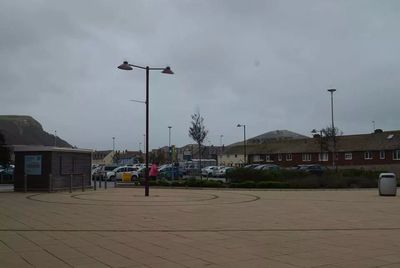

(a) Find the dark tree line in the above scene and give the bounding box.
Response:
[0,132,10,166]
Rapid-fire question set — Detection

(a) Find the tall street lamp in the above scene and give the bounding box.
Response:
[168,126,172,163]
[168,126,174,179]
[327,88,336,170]
[237,124,247,165]
[118,61,173,196]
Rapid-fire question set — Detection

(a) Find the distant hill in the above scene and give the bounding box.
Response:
[0,115,72,147]
[248,130,308,144]
[229,129,308,146]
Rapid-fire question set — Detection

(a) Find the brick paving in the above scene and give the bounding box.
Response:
[0,187,399,267]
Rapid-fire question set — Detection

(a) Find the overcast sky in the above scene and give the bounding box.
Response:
[1,0,399,150]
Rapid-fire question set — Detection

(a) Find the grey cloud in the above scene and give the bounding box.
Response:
[0,0,399,150]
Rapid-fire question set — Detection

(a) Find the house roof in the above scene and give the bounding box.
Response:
[11,145,92,154]
[224,131,400,155]
[92,150,112,160]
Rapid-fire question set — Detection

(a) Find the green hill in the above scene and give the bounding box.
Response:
[0,115,71,147]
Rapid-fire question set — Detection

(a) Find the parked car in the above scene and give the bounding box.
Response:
[201,166,219,177]
[0,166,14,180]
[254,164,280,170]
[107,166,139,181]
[93,165,118,180]
[244,164,260,169]
[158,166,184,180]
[214,167,233,177]
[211,166,226,177]
[296,164,326,175]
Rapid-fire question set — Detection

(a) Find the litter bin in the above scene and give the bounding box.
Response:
[378,173,397,196]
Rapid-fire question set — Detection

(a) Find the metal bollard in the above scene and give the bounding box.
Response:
[82,174,85,192]
[114,175,117,188]
[24,174,27,193]
[93,174,97,190]
[0,173,3,184]
[98,175,102,188]
[69,174,73,193]
[104,175,107,189]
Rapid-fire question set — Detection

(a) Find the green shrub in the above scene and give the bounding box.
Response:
[170,180,185,187]
[230,181,256,188]
[202,180,224,188]
[256,181,290,188]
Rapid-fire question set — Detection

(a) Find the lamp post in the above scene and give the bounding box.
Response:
[118,61,173,196]
[327,88,336,170]
[168,126,172,161]
[168,126,174,180]
[237,124,247,165]
[54,130,57,147]
[168,126,172,149]
[311,129,323,164]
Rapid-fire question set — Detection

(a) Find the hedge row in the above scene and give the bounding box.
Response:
[144,178,224,188]
[225,168,387,188]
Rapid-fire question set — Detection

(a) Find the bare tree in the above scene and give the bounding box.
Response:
[321,126,343,138]
[188,112,208,176]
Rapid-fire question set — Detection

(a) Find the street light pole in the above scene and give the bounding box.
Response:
[168,126,172,162]
[168,126,172,148]
[237,124,247,165]
[118,61,173,196]
[112,137,115,152]
[327,88,336,170]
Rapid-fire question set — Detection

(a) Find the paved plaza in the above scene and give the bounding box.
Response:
[0,187,399,267]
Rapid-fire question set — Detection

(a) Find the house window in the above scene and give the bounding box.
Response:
[318,153,329,161]
[364,151,373,160]
[278,154,282,161]
[266,154,271,162]
[345,153,352,160]
[393,150,400,160]
[302,153,311,162]
[286,153,292,161]
[380,151,385,160]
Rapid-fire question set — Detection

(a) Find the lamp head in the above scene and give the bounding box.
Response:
[327,88,336,93]
[237,124,242,127]
[162,66,174,74]
[311,129,317,134]
[118,61,133,70]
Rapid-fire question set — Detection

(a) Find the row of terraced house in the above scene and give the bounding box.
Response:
[218,130,400,174]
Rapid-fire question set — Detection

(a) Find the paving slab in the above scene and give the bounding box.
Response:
[0,187,399,267]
